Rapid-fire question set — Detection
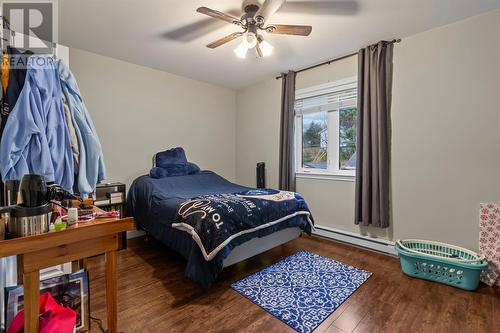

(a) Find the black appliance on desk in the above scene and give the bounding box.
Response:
[0,174,78,238]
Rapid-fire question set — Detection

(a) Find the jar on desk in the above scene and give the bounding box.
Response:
[0,213,5,240]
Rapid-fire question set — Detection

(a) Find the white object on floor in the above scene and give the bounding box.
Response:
[479,203,500,286]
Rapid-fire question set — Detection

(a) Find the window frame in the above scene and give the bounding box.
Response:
[295,77,357,180]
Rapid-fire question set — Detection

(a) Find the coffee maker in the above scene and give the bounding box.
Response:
[0,174,79,238]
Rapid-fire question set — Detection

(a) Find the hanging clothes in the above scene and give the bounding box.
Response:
[0,55,74,192]
[56,59,105,196]
[61,90,80,170]
[1,53,9,94]
[0,47,32,204]
[0,47,32,137]
[0,54,4,205]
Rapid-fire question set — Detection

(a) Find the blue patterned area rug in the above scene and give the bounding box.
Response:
[231,251,372,333]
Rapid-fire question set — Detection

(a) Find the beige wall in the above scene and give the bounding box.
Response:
[236,78,282,189]
[390,9,500,249]
[69,48,237,189]
[235,9,500,250]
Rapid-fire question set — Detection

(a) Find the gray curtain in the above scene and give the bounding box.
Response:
[355,41,394,228]
[279,70,296,191]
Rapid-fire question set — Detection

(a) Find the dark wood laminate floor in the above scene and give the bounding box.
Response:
[86,235,499,333]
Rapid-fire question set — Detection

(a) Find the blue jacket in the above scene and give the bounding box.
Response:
[57,59,105,195]
[0,56,74,191]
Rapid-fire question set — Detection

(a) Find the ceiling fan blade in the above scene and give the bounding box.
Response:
[162,9,240,42]
[280,1,360,16]
[197,7,241,25]
[255,0,286,23]
[207,32,242,49]
[268,24,312,36]
[162,18,228,42]
[255,43,263,58]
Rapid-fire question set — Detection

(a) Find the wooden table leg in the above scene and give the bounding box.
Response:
[23,270,40,333]
[16,255,24,285]
[105,250,118,333]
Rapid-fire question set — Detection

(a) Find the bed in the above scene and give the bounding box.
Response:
[127,153,313,288]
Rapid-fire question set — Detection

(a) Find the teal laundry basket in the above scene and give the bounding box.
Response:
[395,239,488,291]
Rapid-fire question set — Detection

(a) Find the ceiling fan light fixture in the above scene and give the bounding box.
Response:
[198,2,313,59]
[234,41,248,59]
[241,31,258,48]
[258,39,274,57]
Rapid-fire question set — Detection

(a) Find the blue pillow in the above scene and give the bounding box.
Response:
[150,162,200,178]
[186,162,201,175]
[155,147,187,168]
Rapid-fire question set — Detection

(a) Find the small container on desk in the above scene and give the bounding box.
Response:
[0,213,5,240]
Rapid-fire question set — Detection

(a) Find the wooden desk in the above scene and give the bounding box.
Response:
[0,215,134,333]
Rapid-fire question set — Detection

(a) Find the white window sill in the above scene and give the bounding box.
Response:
[296,172,356,182]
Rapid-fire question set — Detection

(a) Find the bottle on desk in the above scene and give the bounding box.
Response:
[0,214,5,240]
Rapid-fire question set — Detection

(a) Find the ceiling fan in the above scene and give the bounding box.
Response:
[197,0,312,59]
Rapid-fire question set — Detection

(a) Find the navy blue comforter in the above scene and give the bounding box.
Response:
[127,171,313,287]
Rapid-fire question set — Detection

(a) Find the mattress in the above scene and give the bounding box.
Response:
[127,171,312,287]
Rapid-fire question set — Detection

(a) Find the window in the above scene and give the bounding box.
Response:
[295,77,357,178]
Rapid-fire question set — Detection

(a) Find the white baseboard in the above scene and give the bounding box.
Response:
[313,224,397,256]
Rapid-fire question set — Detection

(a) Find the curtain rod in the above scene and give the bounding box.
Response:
[275,38,401,80]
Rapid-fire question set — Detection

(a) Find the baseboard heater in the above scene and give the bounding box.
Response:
[313,225,397,256]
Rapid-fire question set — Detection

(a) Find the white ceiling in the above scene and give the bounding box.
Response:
[58,0,500,89]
